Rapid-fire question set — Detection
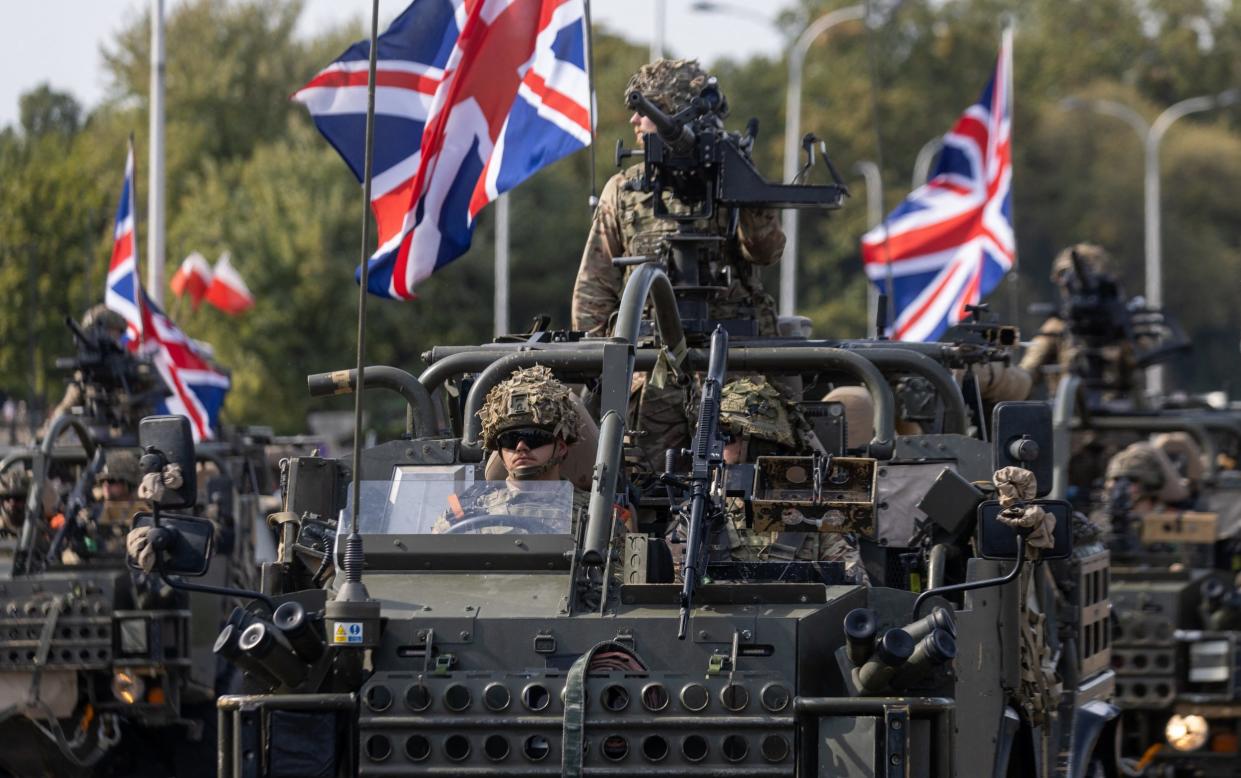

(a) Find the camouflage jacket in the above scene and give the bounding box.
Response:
[433,482,590,535]
[571,164,785,337]
[1020,315,1137,397]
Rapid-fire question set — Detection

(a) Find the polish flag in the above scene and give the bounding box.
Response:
[204,253,254,315]
[169,252,214,309]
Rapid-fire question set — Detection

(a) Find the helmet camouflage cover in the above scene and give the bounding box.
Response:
[479,365,579,450]
[719,376,800,449]
[0,469,29,499]
[82,304,127,337]
[97,450,141,487]
[1050,243,1112,285]
[624,58,713,115]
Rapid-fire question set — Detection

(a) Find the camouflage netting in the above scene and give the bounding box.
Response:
[82,304,127,337]
[1049,242,1112,285]
[479,365,580,450]
[1105,441,1189,504]
[1152,432,1207,485]
[97,450,141,486]
[624,58,713,115]
[719,376,800,449]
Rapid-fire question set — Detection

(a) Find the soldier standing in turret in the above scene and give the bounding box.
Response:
[572,59,786,470]
[1020,242,1138,398]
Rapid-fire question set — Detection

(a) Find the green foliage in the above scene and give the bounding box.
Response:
[2,0,1240,427]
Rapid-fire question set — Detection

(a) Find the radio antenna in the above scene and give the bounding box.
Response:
[326,0,382,666]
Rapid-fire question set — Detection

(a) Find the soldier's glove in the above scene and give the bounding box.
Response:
[126,526,158,573]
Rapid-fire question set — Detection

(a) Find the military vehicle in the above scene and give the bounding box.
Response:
[1050,373,1241,775]
[0,320,277,777]
[123,255,1114,777]
[121,42,1120,776]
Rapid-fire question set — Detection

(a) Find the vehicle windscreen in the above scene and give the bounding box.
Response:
[341,466,574,536]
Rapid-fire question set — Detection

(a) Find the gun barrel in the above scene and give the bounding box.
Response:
[626,90,696,155]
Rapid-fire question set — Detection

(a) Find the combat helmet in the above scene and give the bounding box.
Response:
[82,304,127,339]
[1105,441,1188,504]
[97,450,141,487]
[719,377,801,449]
[479,366,579,451]
[625,58,717,115]
[1050,243,1112,286]
[1152,432,1207,485]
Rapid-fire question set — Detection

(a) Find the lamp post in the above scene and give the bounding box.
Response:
[1061,89,1239,394]
[854,160,884,335]
[652,0,666,60]
[779,4,867,317]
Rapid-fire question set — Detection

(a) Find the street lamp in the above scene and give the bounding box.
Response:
[780,5,867,317]
[854,160,884,334]
[1061,88,1239,394]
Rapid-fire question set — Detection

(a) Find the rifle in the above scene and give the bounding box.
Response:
[45,445,108,564]
[677,325,729,639]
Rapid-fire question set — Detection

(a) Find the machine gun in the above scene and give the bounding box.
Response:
[939,304,1019,370]
[676,326,729,639]
[1062,250,1189,370]
[55,316,170,431]
[617,83,848,338]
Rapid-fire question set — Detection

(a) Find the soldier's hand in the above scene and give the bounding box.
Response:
[126,526,157,573]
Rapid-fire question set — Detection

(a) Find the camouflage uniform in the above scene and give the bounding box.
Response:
[1020,243,1136,396]
[94,450,149,541]
[572,59,785,471]
[434,482,590,535]
[715,377,868,583]
[1091,441,1188,536]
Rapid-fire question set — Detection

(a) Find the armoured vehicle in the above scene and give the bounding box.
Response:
[1051,373,1241,775]
[139,58,1120,776]
[0,320,277,777]
[125,258,1115,777]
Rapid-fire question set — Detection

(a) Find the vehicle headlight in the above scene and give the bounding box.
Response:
[111,671,145,705]
[1165,714,1208,752]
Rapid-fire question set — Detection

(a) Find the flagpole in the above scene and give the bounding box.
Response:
[1000,23,1018,327]
[495,195,510,338]
[148,0,166,307]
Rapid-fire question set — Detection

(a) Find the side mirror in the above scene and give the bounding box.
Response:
[976,499,1073,561]
[129,511,215,577]
[139,415,197,508]
[992,402,1052,497]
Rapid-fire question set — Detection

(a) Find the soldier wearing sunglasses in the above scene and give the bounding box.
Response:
[434,366,591,534]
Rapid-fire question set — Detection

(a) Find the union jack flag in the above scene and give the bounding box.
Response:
[294,0,592,300]
[104,143,230,442]
[861,30,1014,342]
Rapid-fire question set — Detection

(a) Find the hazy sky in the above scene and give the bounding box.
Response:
[0,0,787,128]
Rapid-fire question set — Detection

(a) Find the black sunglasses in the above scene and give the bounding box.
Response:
[497,428,557,450]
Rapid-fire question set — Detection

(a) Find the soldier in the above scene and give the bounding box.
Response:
[95,450,148,530]
[1020,242,1137,397]
[715,377,868,583]
[572,58,786,470]
[1092,441,1190,543]
[0,469,58,537]
[44,305,128,429]
[1152,432,1208,502]
[434,366,591,534]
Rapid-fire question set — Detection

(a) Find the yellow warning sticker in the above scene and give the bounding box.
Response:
[333,622,364,644]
